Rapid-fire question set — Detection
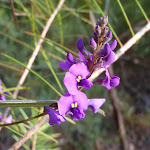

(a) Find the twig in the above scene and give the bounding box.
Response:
[9,115,49,150]
[0,0,65,132]
[108,66,128,150]
[8,21,150,150]
[9,0,17,24]
[32,134,37,150]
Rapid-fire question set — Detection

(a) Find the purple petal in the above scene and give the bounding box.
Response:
[107,31,112,39]
[64,72,78,95]
[5,114,12,124]
[59,60,72,70]
[44,106,66,125]
[93,32,98,43]
[103,51,115,67]
[70,109,86,121]
[58,93,73,116]
[0,114,2,121]
[77,38,84,52]
[78,52,87,65]
[79,79,93,89]
[110,40,117,50]
[103,68,111,90]
[0,94,6,101]
[69,63,89,79]
[67,52,76,63]
[110,76,120,87]
[88,98,106,113]
[100,43,111,57]
[72,91,88,111]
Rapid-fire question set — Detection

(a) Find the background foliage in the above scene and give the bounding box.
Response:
[0,0,150,149]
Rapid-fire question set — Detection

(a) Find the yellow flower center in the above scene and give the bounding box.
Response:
[76,76,82,82]
[71,102,78,108]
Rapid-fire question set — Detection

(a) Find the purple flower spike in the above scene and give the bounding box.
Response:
[90,38,97,49]
[100,43,111,57]
[44,106,66,125]
[77,38,84,52]
[110,40,117,50]
[88,98,106,113]
[110,76,120,87]
[58,91,88,121]
[0,114,2,121]
[64,63,93,95]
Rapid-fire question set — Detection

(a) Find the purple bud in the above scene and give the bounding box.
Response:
[77,38,84,52]
[103,31,113,43]
[100,43,111,57]
[110,40,117,50]
[67,52,76,63]
[95,25,101,36]
[90,38,97,49]
[93,32,98,43]
[101,26,109,36]
[110,76,120,87]
[97,16,108,27]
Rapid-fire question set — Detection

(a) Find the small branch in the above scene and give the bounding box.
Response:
[8,115,49,150]
[9,0,17,24]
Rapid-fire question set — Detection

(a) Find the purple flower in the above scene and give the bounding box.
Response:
[0,114,2,121]
[94,67,120,90]
[102,40,117,67]
[88,98,106,113]
[58,91,88,121]
[64,63,93,95]
[44,106,66,125]
[90,38,97,49]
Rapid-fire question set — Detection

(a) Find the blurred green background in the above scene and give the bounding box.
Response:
[0,0,150,149]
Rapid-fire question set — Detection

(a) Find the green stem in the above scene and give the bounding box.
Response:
[134,0,149,23]
[0,53,62,97]
[116,0,134,36]
[0,100,57,107]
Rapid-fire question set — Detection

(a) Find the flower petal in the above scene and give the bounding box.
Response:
[100,43,111,57]
[88,98,106,113]
[44,106,66,125]
[110,39,117,50]
[103,51,115,67]
[78,52,87,65]
[110,76,120,87]
[69,63,89,79]
[5,114,12,124]
[79,79,93,89]
[72,91,88,111]
[59,60,72,70]
[67,52,76,63]
[64,72,78,95]
[70,109,86,121]
[58,93,73,116]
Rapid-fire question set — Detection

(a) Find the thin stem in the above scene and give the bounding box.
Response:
[0,100,57,107]
[0,113,46,127]
[116,0,134,36]
[134,0,149,23]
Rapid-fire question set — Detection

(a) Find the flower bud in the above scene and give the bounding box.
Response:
[90,38,97,50]
[101,26,109,37]
[96,16,108,27]
[93,32,98,43]
[95,25,101,36]
[110,76,120,87]
[103,31,112,43]
[67,52,76,63]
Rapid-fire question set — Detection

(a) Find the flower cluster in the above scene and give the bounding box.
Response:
[44,16,120,125]
[0,80,12,123]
